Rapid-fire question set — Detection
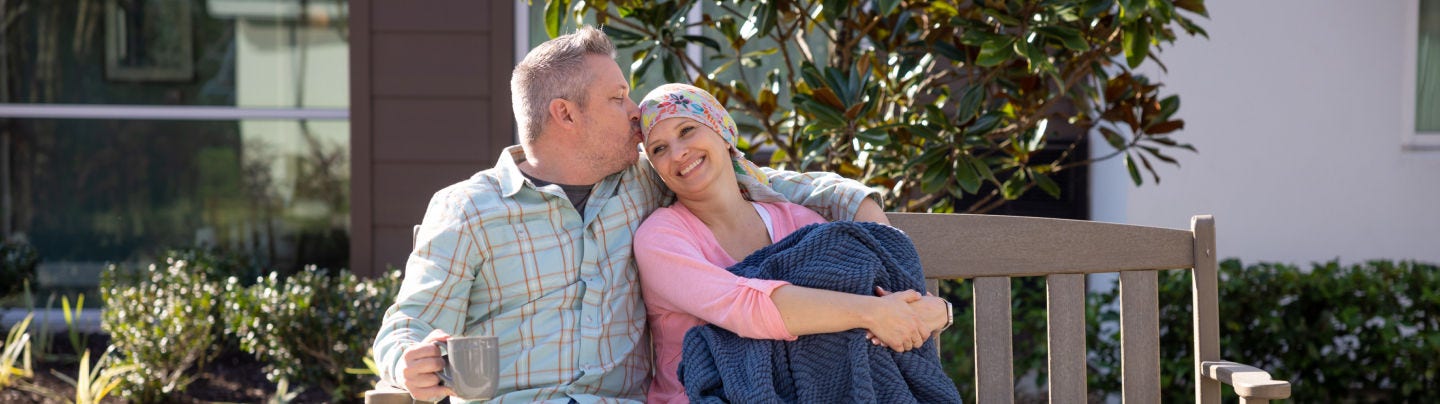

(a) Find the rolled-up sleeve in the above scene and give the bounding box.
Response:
[635,211,797,341]
[761,167,881,222]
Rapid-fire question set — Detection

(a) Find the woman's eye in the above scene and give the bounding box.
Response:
[679,126,694,137]
[651,145,666,154]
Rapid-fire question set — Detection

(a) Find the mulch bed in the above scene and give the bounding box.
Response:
[1,335,334,403]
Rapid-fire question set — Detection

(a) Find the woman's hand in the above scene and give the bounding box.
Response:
[911,294,950,334]
[862,287,930,352]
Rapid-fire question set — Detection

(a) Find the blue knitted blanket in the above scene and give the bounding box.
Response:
[678,221,963,404]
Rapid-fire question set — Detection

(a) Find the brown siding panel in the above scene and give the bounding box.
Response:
[372,163,485,227]
[349,0,376,276]
[352,1,514,276]
[373,33,493,97]
[373,99,492,162]
[373,1,493,32]
[373,225,417,272]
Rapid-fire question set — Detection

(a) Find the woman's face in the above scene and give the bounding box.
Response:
[645,117,735,197]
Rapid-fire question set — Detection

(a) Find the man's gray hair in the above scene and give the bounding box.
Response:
[511,26,617,142]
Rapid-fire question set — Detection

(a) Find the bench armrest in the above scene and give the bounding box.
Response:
[1200,360,1291,399]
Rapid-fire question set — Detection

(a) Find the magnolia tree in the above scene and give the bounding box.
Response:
[550,0,1207,213]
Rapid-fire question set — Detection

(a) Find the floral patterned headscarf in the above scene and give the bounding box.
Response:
[638,83,783,203]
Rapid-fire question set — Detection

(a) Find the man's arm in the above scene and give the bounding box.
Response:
[761,167,884,223]
[373,189,479,396]
[853,197,890,225]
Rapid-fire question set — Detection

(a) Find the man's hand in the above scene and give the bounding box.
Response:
[853,197,890,225]
[398,329,456,401]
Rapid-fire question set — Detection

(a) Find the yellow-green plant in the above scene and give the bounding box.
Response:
[0,312,35,388]
[20,281,55,362]
[342,351,380,377]
[343,352,382,400]
[61,294,89,361]
[46,347,137,404]
[266,378,304,404]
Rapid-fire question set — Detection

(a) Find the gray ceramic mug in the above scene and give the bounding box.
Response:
[433,335,500,400]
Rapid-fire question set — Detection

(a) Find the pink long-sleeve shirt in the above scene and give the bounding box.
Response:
[633,201,828,404]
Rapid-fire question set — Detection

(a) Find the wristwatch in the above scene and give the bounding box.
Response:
[938,298,954,332]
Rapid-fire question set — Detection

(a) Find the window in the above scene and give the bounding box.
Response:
[1406,0,1440,149]
[0,1,350,297]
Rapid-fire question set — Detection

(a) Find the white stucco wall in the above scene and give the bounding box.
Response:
[1091,1,1440,265]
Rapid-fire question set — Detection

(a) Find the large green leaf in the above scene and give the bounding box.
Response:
[1175,0,1209,17]
[1001,170,1027,199]
[661,53,687,83]
[921,159,949,194]
[682,35,723,52]
[1099,126,1127,150]
[1123,152,1142,186]
[631,54,656,88]
[954,155,982,194]
[967,113,1004,135]
[976,38,1017,67]
[1031,169,1061,199]
[544,0,570,39]
[957,84,986,122]
[857,127,892,146]
[1123,21,1151,68]
[1041,27,1089,52]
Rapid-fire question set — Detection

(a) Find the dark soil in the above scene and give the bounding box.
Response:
[0,335,334,403]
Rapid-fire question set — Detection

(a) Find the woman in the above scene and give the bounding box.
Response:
[633,83,953,403]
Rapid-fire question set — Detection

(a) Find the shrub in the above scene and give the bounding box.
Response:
[1214,259,1440,402]
[0,239,39,296]
[100,255,225,401]
[937,259,1440,402]
[225,267,401,401]
[158,246,260,285]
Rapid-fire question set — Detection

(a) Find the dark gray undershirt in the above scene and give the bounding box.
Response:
[523,172,594,216]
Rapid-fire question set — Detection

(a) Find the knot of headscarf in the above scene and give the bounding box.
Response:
[638,83,783,203]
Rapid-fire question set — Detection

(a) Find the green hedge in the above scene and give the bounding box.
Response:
[225,267,400,401]
[99,248,400,401]
[101,253,225,402]
[938,259,1440,402]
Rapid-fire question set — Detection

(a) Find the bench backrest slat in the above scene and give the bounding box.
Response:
[1120,271,1162,403]
[973,276,1015,403]
[1046,273,1088,403]
[889,214,1195,277]
[887,213,1216,403]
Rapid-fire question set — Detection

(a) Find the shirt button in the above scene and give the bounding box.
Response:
[585,315,594,323]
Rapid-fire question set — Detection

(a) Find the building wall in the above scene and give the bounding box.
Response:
[350,0,516,276]
[1091,1,1440,264]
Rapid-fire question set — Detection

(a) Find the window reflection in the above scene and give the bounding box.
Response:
[0,0,351,297]
[13,118,348,281]
[1,0,348,107]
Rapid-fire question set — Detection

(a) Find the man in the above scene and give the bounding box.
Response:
[373,26,890,403]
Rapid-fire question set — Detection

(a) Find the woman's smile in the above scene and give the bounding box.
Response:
[678,155,706,177]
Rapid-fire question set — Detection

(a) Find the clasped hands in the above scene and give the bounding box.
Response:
[865,286,950,353]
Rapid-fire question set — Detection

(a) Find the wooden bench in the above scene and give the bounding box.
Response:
[890,213,1291,403]
[371,214,1292,403]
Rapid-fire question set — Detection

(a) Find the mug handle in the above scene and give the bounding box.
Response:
[431,341,454,387]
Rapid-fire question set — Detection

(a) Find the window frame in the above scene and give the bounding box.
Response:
[1404,0,1440,150]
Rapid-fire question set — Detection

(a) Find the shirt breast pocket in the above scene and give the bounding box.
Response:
[484,226,580,304]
